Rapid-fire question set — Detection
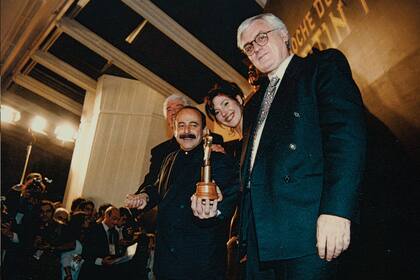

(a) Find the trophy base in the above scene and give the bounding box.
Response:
[195,181,218,200]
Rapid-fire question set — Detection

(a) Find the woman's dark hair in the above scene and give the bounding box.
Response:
[71,197,86,212]
[79,200,95,211]
[205,80,244,123]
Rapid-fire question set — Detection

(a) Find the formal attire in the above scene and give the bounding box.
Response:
[79,222,120,280]
[141,144,239,279]
[240,49,366,279]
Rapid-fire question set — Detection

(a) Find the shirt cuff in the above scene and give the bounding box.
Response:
[11,232,19,243]
[95,258,103,265]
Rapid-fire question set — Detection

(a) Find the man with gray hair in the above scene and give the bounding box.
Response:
[235,13,366,279]
[134,94,191,194]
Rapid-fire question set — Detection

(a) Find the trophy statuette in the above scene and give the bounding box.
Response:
[195,129,218,200]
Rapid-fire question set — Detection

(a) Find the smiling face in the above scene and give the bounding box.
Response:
[240,19,290,75]
[174,108,203,151]
[212,94,242,128]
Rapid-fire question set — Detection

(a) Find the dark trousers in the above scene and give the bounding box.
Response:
[242,191,275,280]
[242,191,337,280]
[270,253,338,280]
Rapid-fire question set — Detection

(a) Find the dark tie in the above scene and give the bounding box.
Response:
[254,76,280,130]
[247,77,280,181]
[108,228,115,244]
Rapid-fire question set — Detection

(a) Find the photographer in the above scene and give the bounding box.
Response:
[2,174,46,279]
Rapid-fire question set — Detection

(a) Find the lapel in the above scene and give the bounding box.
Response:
[241,55,306,182]
[157,150,180,199]
[99,223,109,248]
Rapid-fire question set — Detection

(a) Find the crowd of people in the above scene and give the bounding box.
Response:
[1,173,154,280]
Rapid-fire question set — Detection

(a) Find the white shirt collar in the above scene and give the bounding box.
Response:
[102,221,110,232]
[268,54,294,81]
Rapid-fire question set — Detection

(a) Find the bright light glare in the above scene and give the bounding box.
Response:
[30,116,47,134]
[1,105,21,124]
[55,124,77,142]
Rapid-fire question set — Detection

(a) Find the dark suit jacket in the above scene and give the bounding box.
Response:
[240,49,366,262]
[141,144,239,278]
[80,223,119,278]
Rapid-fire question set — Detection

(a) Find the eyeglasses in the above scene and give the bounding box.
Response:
[242,28,279,56]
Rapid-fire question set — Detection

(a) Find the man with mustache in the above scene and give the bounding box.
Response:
[126,106,239,279]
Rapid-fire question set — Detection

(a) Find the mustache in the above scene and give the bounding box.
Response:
[179,133,197,139]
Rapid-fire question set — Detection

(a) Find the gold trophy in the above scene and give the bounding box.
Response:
[195,128,218,200]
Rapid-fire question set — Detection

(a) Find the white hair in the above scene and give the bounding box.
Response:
[162,94,191,119]
[237,13,290,50]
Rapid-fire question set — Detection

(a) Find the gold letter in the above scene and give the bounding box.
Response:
[329,0,350,43]
[359,0,369,14]
[313,0,325,19]
[311,28,324,50]
[291,37,299,53]
[296,29,304,46]
[321,22,334,47]
[299,20,310,41]
[305,11,316,31]
[324,0,333,7]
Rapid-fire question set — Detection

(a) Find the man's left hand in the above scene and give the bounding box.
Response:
[316,214,350,261]
[191,185,223,219]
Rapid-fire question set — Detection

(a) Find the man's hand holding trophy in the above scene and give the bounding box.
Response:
[191,128,223,219]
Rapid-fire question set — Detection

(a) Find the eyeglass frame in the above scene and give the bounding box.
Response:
[242,28,280,56]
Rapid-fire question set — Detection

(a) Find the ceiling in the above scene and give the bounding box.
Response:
[1,0,264,122]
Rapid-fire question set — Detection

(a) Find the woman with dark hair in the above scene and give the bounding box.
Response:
[205,80,249,280]
[205,80,247,162]
[205,81,244,138]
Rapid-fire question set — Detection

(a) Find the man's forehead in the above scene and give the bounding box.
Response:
[176,109,201,123]
[242,20,271,41]
[167,99,184,108]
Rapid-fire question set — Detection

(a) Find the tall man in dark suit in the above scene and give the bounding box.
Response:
[235,13,366,279]
[126,106,239,279]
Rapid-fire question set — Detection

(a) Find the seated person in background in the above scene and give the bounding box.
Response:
[95,203,112,223]
[79,200,96,225]
[70,197,86,214]
[79,206,122,280]
[53,207,70,224]
[30,200,75,280]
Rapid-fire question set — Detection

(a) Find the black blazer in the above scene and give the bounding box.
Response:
[240,49,366,262]
[142,145,240,278]
[80,223,119,278]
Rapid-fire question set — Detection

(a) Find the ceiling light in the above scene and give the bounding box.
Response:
[1,105,21,124]
[55,123,77,142]
[30,116,47,134]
